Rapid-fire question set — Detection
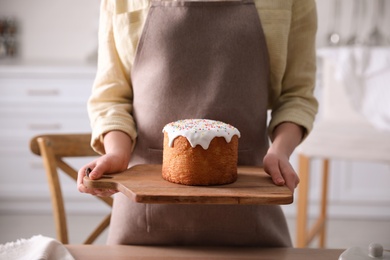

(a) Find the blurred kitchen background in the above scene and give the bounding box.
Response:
[0,0,389,249]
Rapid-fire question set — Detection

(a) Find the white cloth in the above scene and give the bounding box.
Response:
[0,235,74,260]
[332,47,390,131]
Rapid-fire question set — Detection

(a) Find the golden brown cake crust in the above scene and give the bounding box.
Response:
[162,133,238,186]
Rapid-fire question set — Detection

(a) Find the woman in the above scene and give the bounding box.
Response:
[78,0,318,246]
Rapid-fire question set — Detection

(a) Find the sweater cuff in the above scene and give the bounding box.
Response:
[90,116,137,155]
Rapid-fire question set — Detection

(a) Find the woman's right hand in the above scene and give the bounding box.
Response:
[77,131,133,197]
[77,153,128,197]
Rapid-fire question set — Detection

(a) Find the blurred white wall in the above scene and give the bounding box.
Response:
[316,0,390,47]
[0,0,99,63]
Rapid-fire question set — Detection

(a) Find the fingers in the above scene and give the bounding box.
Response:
[278,162,300,192]
[77,165,95,194]
[263,154,285,186]
[88,162,109,180]
[91,188,118,197]
[77,165,94,192]
[263,154,300,192]
[77,163,118,197]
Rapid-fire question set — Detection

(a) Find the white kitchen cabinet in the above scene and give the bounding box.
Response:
[0,63,108,214]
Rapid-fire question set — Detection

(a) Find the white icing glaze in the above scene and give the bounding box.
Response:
[162,119,241,149]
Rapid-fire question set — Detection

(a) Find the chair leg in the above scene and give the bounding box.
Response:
[37,137,69,244]
[296,155,330,248]
[319,159,329,248]
[83,214,111,244]
[296,154,310,248]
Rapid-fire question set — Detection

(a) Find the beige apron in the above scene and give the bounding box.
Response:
[107,0,292,247]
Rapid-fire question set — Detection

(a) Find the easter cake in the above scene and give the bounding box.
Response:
[162,119,240,186]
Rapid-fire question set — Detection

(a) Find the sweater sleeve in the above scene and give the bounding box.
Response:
[87,0,137,154]
[268,0,318,140]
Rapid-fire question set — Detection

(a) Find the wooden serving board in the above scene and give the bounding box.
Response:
[84,164,293,205]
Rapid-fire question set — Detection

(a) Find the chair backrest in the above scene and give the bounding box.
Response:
[30,133,113,244]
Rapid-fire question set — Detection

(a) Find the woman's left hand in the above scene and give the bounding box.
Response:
[263,151,300,192]
[264,122,304,192]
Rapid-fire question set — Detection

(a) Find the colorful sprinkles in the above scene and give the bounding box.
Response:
[163,119,240,149]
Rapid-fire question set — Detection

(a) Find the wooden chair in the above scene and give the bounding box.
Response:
[295,54,390,248]
[30,133,113,244]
